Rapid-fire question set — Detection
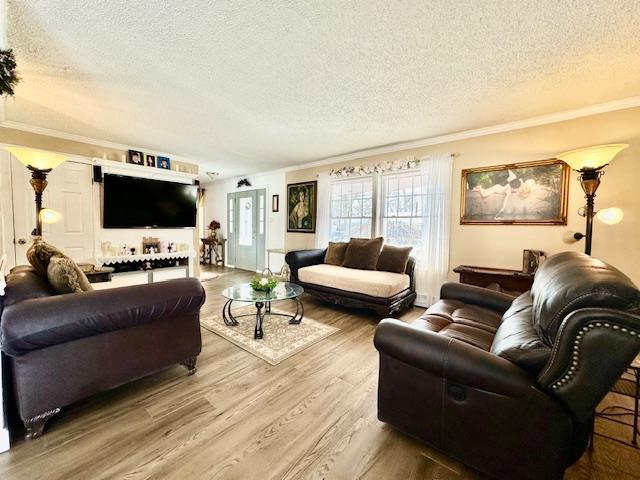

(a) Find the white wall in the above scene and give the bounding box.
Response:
[204,171,287,272]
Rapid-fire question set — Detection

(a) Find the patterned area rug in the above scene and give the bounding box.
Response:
[201,305,339,365]
[199,271,220,282]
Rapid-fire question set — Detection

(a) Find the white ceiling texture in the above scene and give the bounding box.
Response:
[4,0,640,176]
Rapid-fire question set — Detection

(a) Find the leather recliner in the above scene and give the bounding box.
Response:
[0,266,206,439]
[374,251,640,480]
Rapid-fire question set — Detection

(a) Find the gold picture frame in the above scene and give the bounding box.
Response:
[460,159,570,225]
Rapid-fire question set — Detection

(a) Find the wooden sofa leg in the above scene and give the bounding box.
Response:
[24,407,61,440]
[180,355,198,375]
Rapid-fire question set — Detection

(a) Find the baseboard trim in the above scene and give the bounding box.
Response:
[0,427,9,453]
[414,294,432,309]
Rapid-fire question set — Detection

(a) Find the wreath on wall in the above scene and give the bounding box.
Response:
[0,49,20,97]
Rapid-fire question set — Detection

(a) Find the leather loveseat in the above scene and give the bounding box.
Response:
[0,266,205,439]
[374,251,640,479]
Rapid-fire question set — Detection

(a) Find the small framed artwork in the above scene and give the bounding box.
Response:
[287,181,317,233]
[272,194,279,212]
[128,150,144,165]
[145,154,156,167]
[157,156,171,170]
[460,159,570,225]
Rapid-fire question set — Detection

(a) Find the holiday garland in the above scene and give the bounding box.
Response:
[0,49,20,97]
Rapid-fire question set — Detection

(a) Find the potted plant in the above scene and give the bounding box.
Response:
[250,274,278,293]
[208,219,221,241]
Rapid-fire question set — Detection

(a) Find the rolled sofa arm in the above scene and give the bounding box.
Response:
[285,249,326,283]
[374,318,532,396]
[0,278,206,357]
[440,281,514,314]
[537,308,640,421]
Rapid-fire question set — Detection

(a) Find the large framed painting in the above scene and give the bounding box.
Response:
[461,159,570,225]
[287,181,317,233]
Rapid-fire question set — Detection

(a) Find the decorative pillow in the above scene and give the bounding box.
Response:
[47,255,94,294]
[26,238,67,277]
[324,242,349,266]
[376,245,413,273]
[342,237,384,270]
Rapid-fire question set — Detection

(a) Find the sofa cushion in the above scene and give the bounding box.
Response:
[531,251,640,344]
[376,245,413,273]
[491,292,551,374]
[47,256,93,294]
[2,267,56,308]
[324,242,348,266]
[298,264,409,298]
[26,238,67,277]
[411,299,502,351]
[342,237,384,270]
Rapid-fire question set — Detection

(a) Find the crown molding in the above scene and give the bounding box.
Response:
[0,119,196,164]
[3,95,640,181]
[281,95,640,173]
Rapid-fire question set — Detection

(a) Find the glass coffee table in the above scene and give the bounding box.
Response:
[221,282,304,339]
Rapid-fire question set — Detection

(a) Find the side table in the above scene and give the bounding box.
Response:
[453,265,534,295]
[593,355,640,448]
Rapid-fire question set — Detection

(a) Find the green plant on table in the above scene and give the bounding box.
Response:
[250,275,278,292]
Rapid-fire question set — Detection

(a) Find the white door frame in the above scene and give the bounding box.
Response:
[0,151,16,269]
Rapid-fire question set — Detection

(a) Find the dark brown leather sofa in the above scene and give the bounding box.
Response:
[0,266,205,439]
[286,248,416,316]
[374,252,640,480]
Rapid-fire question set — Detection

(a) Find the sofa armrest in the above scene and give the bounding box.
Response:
[405,257,416,293]
[0,278,205,356]
[374,318,532,396]
[440,281,514,314]
[285,249,326,283]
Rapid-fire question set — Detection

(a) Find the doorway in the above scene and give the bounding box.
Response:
[227,189,266,272]
[8,154,94,266]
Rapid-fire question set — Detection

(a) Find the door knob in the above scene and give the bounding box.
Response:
[16,238,27,245]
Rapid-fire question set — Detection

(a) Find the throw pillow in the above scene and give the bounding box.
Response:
[324,242,349,266]
[27,238,67,277]
[342,237,384,270]
[47,255,94,294]
[376,245,413,273]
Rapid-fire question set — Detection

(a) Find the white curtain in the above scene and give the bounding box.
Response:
[416,154,453,306]
[315,172,331,248]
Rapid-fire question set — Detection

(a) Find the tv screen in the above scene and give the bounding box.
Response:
[103,174,197,228]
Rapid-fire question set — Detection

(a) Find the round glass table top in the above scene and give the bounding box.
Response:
[221,282,304,302]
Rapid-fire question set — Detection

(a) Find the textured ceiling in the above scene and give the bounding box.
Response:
[5,0,640,176]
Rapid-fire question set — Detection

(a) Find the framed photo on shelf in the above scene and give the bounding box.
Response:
[460,159,569,225]
[145,154,156,167]
[287,181,317,233]
[157,156,171,170]
[272,194,279,212]
[127,150,144,165]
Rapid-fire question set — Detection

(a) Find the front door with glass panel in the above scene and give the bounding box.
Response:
[227,189,265,272]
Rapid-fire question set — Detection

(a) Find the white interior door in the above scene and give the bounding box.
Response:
[11,158,95,265]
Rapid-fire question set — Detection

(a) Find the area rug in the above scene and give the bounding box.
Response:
[199,271,220,282]
[201,305,339,365]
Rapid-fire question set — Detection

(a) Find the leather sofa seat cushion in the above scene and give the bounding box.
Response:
[47,255,93,294]
[26,238,67,277]
[410,299,502,351]
[491,292,551,374]
[376,245,413,273]
[342,237,384,270]
[324,242,348,266]
[531,251,640,344]
[298,264,410,298]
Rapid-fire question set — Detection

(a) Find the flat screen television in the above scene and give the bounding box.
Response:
[103,174,197,228]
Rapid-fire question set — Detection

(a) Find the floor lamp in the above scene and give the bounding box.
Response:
[5,147,68,236]
[556,144,628,255]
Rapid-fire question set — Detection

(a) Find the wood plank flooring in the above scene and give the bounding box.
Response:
[0,266,638,479]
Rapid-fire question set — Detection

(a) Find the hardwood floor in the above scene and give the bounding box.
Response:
[0,266,638,479]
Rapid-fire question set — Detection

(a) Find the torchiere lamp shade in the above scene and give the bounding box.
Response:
[556,144,628,171]
[5,147,68,170]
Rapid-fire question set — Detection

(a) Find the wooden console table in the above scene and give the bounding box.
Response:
[201,238,226,266]
[453,265,534,295]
